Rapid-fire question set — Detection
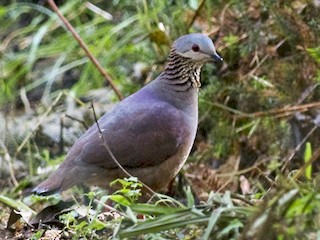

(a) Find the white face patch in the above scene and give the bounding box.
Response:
[178,50,211,61]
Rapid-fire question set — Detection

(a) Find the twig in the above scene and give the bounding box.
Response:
[296,83,320,105]
[90,99,165,203]
[59,116,64,154]
[20,88,32,114]
[0,139,18,186]
[86,2,113,20]
[93,199,127,218]
[14,91,63,157]
[65,114,89,130]
[293,146,320,180]
[187,0,206,30]
[215,157,272,177]
[201,100,249,117]
[47,0,123,100]
[231,193,255,206]
[242,38,285,80]
[281,124,318,172]
[219,3,231,26]
[203,100,320,119]
[242,55,268,80]
[235,101,320,119]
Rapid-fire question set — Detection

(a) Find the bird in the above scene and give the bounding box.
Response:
[32,33,223,197]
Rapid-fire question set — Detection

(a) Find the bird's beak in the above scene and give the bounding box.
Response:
[211,52,223,62]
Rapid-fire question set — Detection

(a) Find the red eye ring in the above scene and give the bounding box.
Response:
[192,44,200,52]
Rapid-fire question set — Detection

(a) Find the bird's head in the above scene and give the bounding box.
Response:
[173,33,223,63]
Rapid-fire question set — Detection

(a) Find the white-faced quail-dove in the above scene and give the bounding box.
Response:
[32,33,223,196]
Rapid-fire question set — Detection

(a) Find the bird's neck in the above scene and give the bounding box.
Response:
[161,49,203,92]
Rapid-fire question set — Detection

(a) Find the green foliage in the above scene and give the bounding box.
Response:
[307,47,320,83]
[110,177,142,206]
[1,0,320,239]
[304,142,312,180]
[307,46,320,64]
[0,0,219,106]
[118,191,251,239]
[223,34,240,49]
[0,195,36,214]
[244,178,320,239]
[59,210,107,239]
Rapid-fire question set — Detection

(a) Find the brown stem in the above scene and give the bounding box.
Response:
[0,140,18,187]
[47,0,123,100]
[235,101,320,119]
[281,124,318,172]
[65,114,89,130]
[187,0,206,30]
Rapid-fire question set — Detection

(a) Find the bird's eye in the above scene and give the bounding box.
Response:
[192,44,200,52]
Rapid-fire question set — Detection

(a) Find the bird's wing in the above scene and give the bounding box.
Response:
[66,100,187,169]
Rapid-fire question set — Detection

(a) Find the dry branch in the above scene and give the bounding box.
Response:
[47,0,123,100]
[235,101,320,119]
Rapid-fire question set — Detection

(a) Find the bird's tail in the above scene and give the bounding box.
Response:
[31,165,83,196]
[31,170,66,196]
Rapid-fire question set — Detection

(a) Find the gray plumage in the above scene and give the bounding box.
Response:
[32,33,222,196]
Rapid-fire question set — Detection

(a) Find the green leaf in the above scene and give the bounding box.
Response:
[184,186,195,208]
[130,203,182,215]
[119,209,208,238]
[109,194,131,206]
[217,219,243,238]
[89,218,107,231]
[304,142,312,180]
[223,34,240,47]
[125,206,138,223]
[307,47,320,64]
[0,195,36,214]
[203,208,224,240]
